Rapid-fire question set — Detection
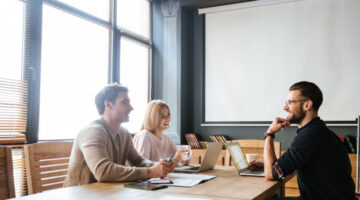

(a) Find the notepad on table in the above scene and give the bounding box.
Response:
[149,173,216,187]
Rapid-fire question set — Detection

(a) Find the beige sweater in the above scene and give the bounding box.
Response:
[64,119,155,186]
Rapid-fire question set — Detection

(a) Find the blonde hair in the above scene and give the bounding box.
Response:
[141,100,170,133]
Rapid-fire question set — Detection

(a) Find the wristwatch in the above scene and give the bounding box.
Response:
[264,132,275,139]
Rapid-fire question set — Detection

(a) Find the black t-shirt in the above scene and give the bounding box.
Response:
[277,117,356,200]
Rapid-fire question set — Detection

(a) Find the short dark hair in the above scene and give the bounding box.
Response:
[95,83,128,115]
[289,81,323,112]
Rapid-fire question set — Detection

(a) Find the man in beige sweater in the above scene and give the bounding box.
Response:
[64,84,173,186]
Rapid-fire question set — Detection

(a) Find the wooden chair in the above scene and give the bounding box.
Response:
[225,139,281,166]
[24,142,73,194]
[0,146,15,199]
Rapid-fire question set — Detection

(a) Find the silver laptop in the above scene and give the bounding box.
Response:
[174,142,222,173]
[226,142,264,177]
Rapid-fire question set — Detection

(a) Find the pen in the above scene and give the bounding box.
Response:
[167,153,174,164]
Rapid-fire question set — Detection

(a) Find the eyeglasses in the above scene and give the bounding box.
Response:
[284,99,307,106]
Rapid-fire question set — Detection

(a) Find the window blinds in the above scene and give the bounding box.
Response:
[0,78,28,144]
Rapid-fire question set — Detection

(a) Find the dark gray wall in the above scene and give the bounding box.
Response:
[180,7,194,145]
[153,0,358,150]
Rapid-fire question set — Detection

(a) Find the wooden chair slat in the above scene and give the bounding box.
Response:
[31,142,72,151]
[34,153,71,161]
[39,183,65,192]
[36,158,70,166]
[38,176,66,186]
[237,140,267,148]
[240,148,264,155]
[39,170,68,179]
[38,164,69,172]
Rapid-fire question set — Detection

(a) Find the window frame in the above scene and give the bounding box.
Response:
[19,0,153,142]
[113,0,152,133]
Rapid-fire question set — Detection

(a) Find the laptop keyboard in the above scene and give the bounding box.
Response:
[242,170,264,176]
[190,166,200,170]
[176,166,200,170]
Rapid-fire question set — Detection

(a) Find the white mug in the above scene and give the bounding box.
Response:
[246,153,258,163]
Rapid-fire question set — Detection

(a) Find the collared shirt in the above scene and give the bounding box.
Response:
[274,117,356,200]
[64,118,155,186]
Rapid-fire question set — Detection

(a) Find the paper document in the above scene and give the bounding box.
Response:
[150,173,216,187]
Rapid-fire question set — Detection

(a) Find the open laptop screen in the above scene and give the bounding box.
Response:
[227,142,249,171]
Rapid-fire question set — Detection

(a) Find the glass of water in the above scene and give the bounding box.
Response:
[178,145,192,166]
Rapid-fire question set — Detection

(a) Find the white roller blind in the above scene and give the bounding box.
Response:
[204,0,360,122]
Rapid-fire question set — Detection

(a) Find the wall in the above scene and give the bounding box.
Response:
[153,0,358,150]
[152,0,183,144]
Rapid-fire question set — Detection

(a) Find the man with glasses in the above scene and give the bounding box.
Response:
[252,81,355,199]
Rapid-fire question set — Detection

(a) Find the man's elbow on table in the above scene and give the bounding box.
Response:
[264,171,274,181]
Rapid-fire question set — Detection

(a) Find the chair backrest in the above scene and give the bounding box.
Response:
[24,142,73,194]
[348,154,359,192]
[225,139,281,166]
[0,146,15,199]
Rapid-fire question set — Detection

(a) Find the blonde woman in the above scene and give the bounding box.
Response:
[133,100,183,163]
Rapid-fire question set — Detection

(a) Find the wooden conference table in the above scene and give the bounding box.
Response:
[15,166,292,200]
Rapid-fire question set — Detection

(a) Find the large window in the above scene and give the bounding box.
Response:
[39,5,109,140]
[57,0,109,20]
[0,0,26,142]
[0,0,152,198]
[36,0,151,139]
[117,0,150,39]
[117,0,152,133]
[2,0,152,141]
[0,1,27,198]
[120,38,150,132]
[0,0,24,80]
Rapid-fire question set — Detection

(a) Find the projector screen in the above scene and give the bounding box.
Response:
[204,0,360,123]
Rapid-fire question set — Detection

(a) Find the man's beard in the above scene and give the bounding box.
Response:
[288,109,306,124]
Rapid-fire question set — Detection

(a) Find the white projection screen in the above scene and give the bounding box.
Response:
[203,0,360,123]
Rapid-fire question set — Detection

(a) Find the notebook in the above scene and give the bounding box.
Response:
[124,181,168,190]
[174,142,222,173]
[226,142,264,177]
